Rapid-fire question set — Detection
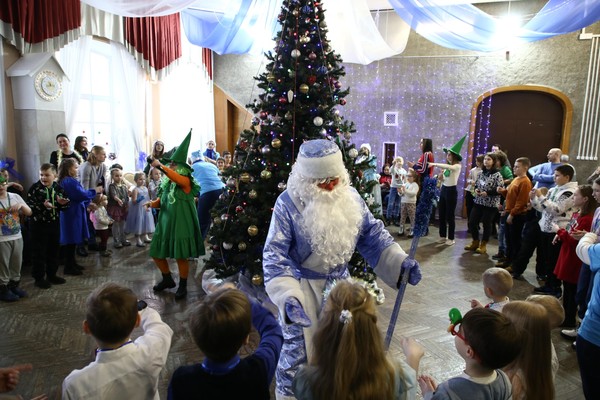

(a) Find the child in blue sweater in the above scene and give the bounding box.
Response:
[168,287,283,399]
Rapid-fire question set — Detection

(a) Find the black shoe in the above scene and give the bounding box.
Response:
[34,279,52,289]
[76,247,89,257]
[510,272,522,279]
[87,244,100,252]
[492,252,506,260]
[48,276,66,285]
[153,274,176,292]
[64,268,83,276]
[175,285,188,300]
[533,285,562,298]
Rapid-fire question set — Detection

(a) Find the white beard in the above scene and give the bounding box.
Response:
[288,170,364,269]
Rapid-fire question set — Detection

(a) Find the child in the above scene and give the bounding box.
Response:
[531,164,578,297]
[222,150,232,167]
[148,167,162,223]
[62,282,173,399]
[90,194,113,257]
[58,158,101,276]
[553,185,597,328]
[387,157,406,226]
[126,172,155,247]
[526,294,564,379]
[430,135,465,245]
[168,287,283,399]
[398,168,419,237]
[465,154,483,220]
[0,167,24,195]
[418,308,521,400]
[0,174,32,302]
[470,267,513,311]
[502,301,554,400]
[216,157,226,172]
[379,164,392,213]
[107,167,130,248]
[27,163,70,288]
[292,281,423,400]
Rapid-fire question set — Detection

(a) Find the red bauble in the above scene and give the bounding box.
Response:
[279,97,287,104]
[339,98,347,105]
[308,52,317,60]
[307,75,317,85]
[235,206,244,213]
[259,111,268,119]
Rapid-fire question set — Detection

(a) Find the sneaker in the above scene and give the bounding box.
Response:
[533,285,562,298]
[114,242,123,249]
[0,286,19,302]
[100,250,112,257]
[438,238,447,244]
[407,232,414,238]
[8,282,27,298]
[561,328,578,339]
[491,252,506,260]
[572,341,576,349]
[445,239,455,245]
[48,276,66,285]
[34,279,52,289]
[496,260,511,268]
[136,243,146,248]
[144,237,152,243]
[122,240,132,247]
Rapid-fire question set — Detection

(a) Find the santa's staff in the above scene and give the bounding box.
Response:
[385,176,437,349]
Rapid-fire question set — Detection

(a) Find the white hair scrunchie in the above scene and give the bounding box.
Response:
[339,309,353,325]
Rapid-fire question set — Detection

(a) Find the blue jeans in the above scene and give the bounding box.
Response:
[386,187,401,219]
[576,335,600,399]
[497,213,506,253]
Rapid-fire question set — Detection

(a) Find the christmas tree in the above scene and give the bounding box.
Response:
[205,0,381,285]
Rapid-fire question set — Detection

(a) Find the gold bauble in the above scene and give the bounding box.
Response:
[213,217,222,225]
[247,225,259,236]
[238,242,247,251]
[271,138,282,149]
[260,170,272,180]
[249,189,258,199]
[299,84,309,94]
[267,73,275,82]
[252,274,263,285]
[240,172,251,183]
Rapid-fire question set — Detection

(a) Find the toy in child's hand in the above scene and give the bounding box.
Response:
[447,308,463,334]
[136,195,145,204]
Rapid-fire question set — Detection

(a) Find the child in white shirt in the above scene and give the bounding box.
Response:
[399,168,419,237]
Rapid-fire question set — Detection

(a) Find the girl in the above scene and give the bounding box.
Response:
[465,155,483,220]
[387,157,406,226]
[144,140,166,175]
[379,164,392,214]
[148,167,163,224]
[125,172,155,247]
[465,152,503,255]
[90,194,113,257]
[74,135,90,161]
[107,168,130,248]
[58,158,100,275]
[502,301,554,400]
[398,169,419,238]
[430,136,465,245]
[407,138,434,180]
[78,145,107,253]
[355,143,382,216]
[147,132,204,299]
[292,281,423,400]
[49,134,83,169]
[553,185,597,329]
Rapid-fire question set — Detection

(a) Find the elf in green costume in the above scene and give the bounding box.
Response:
[147,131,205,299]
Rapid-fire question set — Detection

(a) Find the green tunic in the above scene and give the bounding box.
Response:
[149,173,205,259]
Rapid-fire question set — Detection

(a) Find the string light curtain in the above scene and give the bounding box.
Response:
[388,0,600,52]
[0,0,81,54]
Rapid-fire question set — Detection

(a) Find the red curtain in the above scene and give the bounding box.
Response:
[202,47,212,80]
[124,13,182,72]
[0,0,80,51]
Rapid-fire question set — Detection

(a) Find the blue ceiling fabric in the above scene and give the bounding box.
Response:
[387,0,600,52]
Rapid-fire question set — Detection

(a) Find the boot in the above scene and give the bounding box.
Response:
[175,278,188,300]
[464,240,480,251]
[153,273,176,292]
[0,284,19,302]
[8,280,27,298]
[475,241,488,254]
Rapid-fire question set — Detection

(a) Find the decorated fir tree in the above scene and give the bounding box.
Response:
[205,0,381,286]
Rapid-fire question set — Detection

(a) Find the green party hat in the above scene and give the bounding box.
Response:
[443,135,467,162]
[163,129,193,171]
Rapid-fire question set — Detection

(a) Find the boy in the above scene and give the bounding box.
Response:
[531,164,578,297]
[27,163,70,288]
[497,157,532,269]
[62,283,173,399]
[0,174,32,302]
[419,308,521,399]
[168,287,283,400]
[470,267,513,311]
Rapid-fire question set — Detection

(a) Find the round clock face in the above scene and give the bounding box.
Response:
[34,70,62,101]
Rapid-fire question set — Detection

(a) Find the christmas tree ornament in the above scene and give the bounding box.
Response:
[299,84,309,94]
[307,75,317,85]
[339,98,346,105]
[319,128,327,136]
[278,182,287,191]
[300,35,310,44]
[335,81,342,89]
[287,89,294,103]
[292,8,298,16]
[271,138,282,148]
[284,111,293,120]
[320,20,327,28]
[235,206,244,213]
[304,17,311,24]
[251,117,260,125]
[349,148,358,158]
[291,49,301,58]
[344,131,352,140]
[226,177,237,187]
[308,52,317,60]
[248,225,259,236]
[238,242,247,251]
[240,172,251,183]
[259,111,268,119]
[213,217,222,225]
[313,116,323,126]
[267,73,275,82]
[223,242,233,250]
[279,97,287,104]
[261,146,271,155]
[261,169,272,179]
[252,274,263,285]
[249,189,258,199]
[302,5,311,13]
[220,213,229,222]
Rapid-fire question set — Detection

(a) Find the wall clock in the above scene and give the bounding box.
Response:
[34,70,62,101]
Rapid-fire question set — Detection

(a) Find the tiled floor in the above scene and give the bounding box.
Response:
[0,219,583,399]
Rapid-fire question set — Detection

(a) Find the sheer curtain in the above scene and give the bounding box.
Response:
[81,0,196,17]
[110,42,147,171]
[56,35,92,136]
[0,43,5,154]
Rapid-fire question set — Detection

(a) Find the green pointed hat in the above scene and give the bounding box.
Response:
[163,129,193,171]
[443,135,467,161]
